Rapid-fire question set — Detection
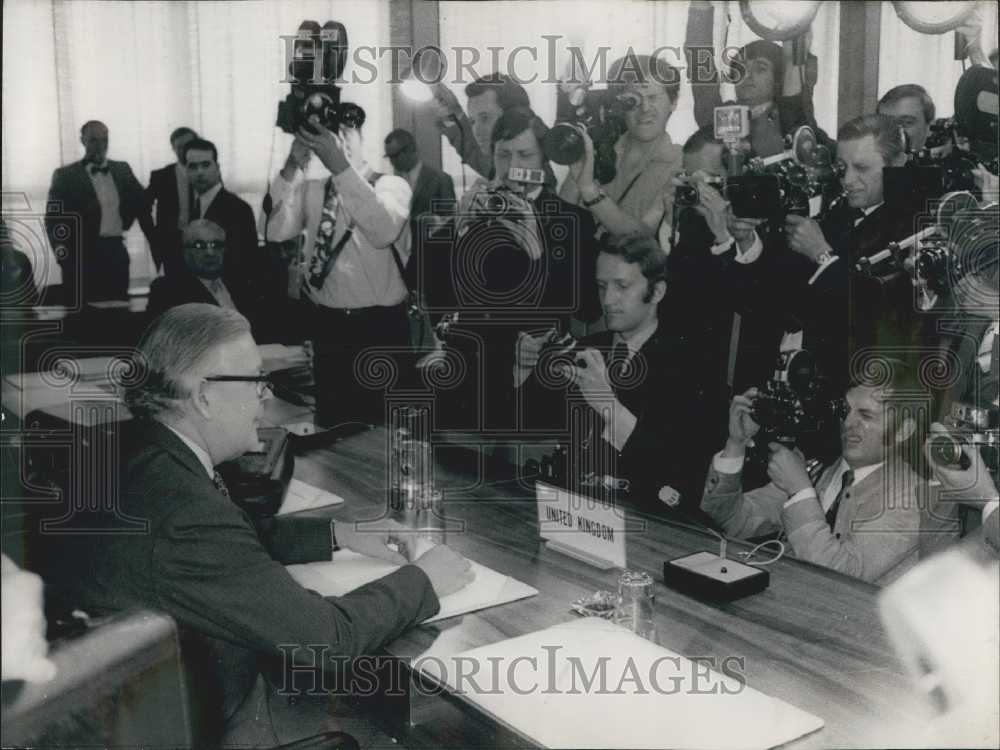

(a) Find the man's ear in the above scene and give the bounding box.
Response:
[652,279,667,305]
[191,381,213,420]
[895,416,917,445]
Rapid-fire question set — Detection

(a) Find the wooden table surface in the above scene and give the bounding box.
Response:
[291,426,935,750]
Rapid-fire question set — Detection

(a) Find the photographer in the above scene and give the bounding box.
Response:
[431,73,531,180]
[421,107,600,433]
[263,104,413,427]
[559,53,684,239]
[516,233,711,514]
[779,114,917,386]
[685,2,831,158]
[701,360,929,584]
[877,84,936,153]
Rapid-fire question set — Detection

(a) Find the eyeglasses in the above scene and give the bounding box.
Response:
[185,240,225,250]
[203,374,273,397]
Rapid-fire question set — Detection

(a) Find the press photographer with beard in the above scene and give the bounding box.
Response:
[263,104,413,427]
[701,360,930,584]
[559,53,684,239]
[422,107,599,433]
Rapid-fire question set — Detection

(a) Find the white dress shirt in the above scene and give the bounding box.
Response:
[198,276,237,310]
[87,163,123,237]
[196,182,223,218]
[264,163,412,309]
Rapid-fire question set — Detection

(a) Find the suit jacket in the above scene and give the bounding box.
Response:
[146,163,189,274]
[44,419,439,740]
[520,322,716,513]
[201,187,259,299]
[410,163,455,222]
[45,159,155,267]
[146,272,234,318]
[701,459,926,584]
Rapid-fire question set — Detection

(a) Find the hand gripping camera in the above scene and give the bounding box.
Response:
[751,349,844,448]
[543,81,641,185]
[930,402,999,472]
[276,20,361,135]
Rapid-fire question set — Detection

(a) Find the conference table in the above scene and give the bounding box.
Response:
[282,421,935,750]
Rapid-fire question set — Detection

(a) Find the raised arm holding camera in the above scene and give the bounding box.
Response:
[701,359,930,584]
[559,54,684,240]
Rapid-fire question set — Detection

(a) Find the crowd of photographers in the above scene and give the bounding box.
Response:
[10,17,997,586]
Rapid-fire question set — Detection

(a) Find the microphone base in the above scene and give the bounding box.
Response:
[663,551,769,602]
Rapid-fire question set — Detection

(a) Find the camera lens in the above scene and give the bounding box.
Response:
[929,433,964,467]
[483,192,510,215]
[543,123,585,166]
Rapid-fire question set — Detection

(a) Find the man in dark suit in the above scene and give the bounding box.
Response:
[147,220,245,320]
[385,128,455,224]
[146,126,198,277]
[515,234,710,514]
[45,120,155,304]
[422,108,601,433]
[183,138,259,303]
[782,114,916,388]
[42,304,472,745]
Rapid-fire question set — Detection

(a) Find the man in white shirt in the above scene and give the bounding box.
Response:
[264,105,412,426]
[701,358,931,584]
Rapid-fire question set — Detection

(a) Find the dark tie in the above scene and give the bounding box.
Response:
[212,470,231,499]
[89,165,109,176]
[825,468,854,530]
[191,192,202,220]
[306,177,342,289]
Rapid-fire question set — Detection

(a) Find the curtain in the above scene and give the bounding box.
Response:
[2,0,392,290]
[436,0,842,193]
[878,0,998,120]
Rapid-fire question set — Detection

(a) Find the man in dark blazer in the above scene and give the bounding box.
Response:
[40,304,472,745]
[147,220,245,318]
[385,128,455,229]
[183,138,259,303]
[515,234,712,515]
[145,126,198,277]
[45,120,155,304]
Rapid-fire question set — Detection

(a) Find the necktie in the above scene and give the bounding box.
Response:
[212,470,231,499]
[607,340,630,384]
[306,178,342,289]
[825,468,854,530]
[89,165,109,176]
[192,192,202,220]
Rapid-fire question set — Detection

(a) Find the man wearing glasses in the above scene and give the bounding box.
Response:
[147,220,245,321]
[46,304,473,745]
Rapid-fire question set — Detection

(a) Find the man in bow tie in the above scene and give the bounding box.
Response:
[45,120,155,305]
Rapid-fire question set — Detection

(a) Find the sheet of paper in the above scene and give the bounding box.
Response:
[417,618,825,750]
[286,551,537,624]
[277,478,345,515]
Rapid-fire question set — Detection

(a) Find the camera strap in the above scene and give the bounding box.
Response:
[367,172,420,318]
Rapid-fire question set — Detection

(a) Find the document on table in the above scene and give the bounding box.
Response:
[286,551,537,624]
[276,478,345,515]
[416,618,824,750]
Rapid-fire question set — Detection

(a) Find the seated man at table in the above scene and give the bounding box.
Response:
[43,303,473,746]
[515,233,712,514]
[147,220,246,320]
[701,360,930,584]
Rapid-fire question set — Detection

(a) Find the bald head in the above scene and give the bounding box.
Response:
[80,121,109,164]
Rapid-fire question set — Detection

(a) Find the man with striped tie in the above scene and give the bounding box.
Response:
[701,358,931,584]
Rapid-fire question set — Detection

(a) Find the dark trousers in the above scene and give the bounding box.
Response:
[310,302,410,428]
[61,236,129,305]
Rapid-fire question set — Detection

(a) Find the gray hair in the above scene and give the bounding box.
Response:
[183,219,225,242]
[124,304,251,419]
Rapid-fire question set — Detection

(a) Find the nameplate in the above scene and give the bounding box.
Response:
[535,481,626,570]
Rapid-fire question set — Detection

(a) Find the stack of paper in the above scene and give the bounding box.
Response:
[277,478,345,515]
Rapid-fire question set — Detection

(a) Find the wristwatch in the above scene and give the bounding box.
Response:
[581,188,607,208]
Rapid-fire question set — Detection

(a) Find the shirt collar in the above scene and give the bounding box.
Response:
[837,457,882,485]
[407,161,423,185]
[198,182,223,208]
[750,101,774,119]
[862,202,883,217]
[615,317,659,355]
[162,423,214,477]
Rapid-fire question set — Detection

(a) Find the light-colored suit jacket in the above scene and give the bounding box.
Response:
[701,459,929,584]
